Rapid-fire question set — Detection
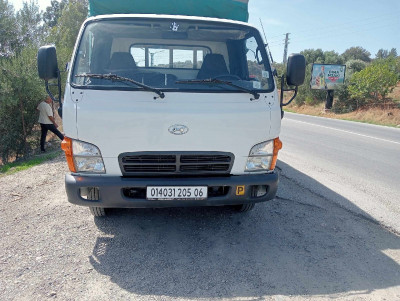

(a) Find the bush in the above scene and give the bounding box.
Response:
[0,47,47,163]
[348,59,398,103]
[346,59,368,73]
[332,84,357,113]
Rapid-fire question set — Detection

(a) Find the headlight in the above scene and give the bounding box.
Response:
[245,139,282,172]
[74,157,105,173]
[249,140,274,156]
[246,156,273,171]
[62,138,105,173]
[73,141,101,156]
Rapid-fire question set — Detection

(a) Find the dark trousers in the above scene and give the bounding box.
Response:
[40,123,64,151]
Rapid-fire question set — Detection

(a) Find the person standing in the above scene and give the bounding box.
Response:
[319,65,327,90]
[37,97,64,152]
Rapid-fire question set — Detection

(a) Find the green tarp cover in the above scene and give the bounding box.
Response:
[89,0,249,22]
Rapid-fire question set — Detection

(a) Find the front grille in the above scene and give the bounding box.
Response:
[180,155,232,163]
[180,164,230,172]
[124,165,176,173]
[123,155,176,164]
[119,152,234,176]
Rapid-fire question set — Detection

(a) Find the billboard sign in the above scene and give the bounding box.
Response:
[310,64,346,90]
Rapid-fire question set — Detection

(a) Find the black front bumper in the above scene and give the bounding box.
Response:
[65,172,279,208]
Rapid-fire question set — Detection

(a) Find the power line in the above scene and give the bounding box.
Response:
[259,18,275,63]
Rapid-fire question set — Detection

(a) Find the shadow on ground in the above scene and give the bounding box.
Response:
[89,161,400,298]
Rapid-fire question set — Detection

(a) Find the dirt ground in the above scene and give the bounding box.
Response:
[1,155,400,300]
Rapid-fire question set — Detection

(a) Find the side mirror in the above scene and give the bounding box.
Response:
[37,45,59,80]
[286,53,306,86]
[37,45,62,110]
[280,54,306,114]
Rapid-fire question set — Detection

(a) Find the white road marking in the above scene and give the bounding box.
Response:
[287,118,400,146]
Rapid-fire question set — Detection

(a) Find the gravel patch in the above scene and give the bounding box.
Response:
[1,154,399,300]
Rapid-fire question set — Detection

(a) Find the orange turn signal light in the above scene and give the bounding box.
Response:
[270,137,283,170]
[61,137,76,172]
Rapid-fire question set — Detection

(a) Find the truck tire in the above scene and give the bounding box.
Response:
[235,203,255,212]
[89,206,106,217]
[87,188,106,217]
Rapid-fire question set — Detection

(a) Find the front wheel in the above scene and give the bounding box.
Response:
[87,188,106,217]
[89,206,106,217]
[234,203,255,212]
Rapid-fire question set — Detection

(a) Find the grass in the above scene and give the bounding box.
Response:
[0,150,62,176]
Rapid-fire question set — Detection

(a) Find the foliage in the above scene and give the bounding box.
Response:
[332,84,356,113]
[43,0,68,28]
[16,0,44,50]
[301,48,324,65]
[341,46,371,62]
[300,49,344,65]
[0,0,18,56]
[323,50,344,65]
[0,46,47,162]
[375,48,397,59]
[348,59,398,104]
[49,0,88,51]
[0,0,44,55]
[346,59,367,74]
[332,60,366,113]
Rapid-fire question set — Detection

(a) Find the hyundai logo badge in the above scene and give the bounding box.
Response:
[168,124,189,135]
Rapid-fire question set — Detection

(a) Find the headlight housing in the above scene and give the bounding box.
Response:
[61,138,105,173]
[245,138,282,172]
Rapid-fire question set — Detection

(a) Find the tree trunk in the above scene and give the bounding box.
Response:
[18,94,28,155]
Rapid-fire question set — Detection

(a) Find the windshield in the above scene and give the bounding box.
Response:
[71,18,274,93]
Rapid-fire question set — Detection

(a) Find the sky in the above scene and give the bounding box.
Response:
[249,0,400,62]
[9,0,400,63]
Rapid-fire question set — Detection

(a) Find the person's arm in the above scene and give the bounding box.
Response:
[45,104,58,128]
[48,116,58,128]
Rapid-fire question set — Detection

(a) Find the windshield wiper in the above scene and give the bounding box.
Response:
[176,78,260,100]
[75,73,165,99]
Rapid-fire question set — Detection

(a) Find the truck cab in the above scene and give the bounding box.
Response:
[38,12,305,216]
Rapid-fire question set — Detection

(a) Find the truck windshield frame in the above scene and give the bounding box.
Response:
[70,17,275,94]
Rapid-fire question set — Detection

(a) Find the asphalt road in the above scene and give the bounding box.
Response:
[279,112,400,233]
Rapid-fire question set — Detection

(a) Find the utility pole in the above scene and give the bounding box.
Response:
[283,33,290,65]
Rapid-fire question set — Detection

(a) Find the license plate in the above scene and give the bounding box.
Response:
[146,186,208,200]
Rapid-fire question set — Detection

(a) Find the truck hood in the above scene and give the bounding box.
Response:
[72,89,276,159]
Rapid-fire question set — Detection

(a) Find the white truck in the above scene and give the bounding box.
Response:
[37,1,305,216]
